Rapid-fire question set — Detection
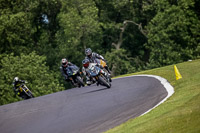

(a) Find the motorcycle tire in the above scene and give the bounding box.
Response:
[25,90,34,98]
[76,76,85,87]
[98,76,111,88]
[28,91,34,98]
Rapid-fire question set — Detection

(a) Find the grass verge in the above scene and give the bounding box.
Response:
[105,59,200,133]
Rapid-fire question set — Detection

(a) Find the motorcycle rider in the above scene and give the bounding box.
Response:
[82,58,96,85]
[13,77,27,98]
[82,58,109,86]
[85,48,111,75]
[60,58,77,86]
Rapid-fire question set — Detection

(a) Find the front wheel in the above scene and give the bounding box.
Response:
[23,87,34,99]
[76,76,85,87]
[26,90,34,98]
[98,76,111,88]
[28,91,34,98]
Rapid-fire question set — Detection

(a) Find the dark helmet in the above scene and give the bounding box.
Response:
[14,77,19,82]
[61,58,68,67]
[85,48,92,56]
[82,58,90,68]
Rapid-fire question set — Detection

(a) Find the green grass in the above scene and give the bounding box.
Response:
[105,59,200,133]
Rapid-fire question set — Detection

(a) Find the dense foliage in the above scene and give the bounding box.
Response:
[0,52,65,105]
[0,0,199,105]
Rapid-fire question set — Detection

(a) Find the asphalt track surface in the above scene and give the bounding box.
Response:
[0,76,168,133]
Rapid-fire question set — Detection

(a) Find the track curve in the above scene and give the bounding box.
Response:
[0,75,172,133]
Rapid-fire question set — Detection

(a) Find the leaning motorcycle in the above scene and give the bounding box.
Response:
[18,84,34,99]
[88,64,111,88]
[94,59,112,82]
[66,65,85,87]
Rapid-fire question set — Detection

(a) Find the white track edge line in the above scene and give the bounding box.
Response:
[114,74,175,116]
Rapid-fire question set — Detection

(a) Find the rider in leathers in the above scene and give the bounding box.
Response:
[84,48,111,74]
[82,58,110,85]
[60,58,77,86]
[13,77,27,98]
[82,58,100,85]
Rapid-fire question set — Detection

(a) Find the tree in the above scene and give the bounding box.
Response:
[93,0,149,75]
[105,49,136,76]
[0,52,65,105]
[54,0,103,69]
[145,0,200,67]
[0,0,36,54]
[0,0,62,69]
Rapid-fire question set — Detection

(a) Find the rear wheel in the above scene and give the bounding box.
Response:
[21,93,29,100]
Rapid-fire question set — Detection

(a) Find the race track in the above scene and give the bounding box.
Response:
[0,75,173,133]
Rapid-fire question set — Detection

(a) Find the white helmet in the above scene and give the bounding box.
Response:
[14,77,19,82]
[61,58,68,67]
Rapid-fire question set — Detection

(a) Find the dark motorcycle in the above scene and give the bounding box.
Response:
[88,64,111,88]
[18,84,34,99]
[66,65,85,87]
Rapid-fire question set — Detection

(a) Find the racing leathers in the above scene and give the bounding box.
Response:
[60,62,76,85]
[85,52,104,63]
[13,80,26,96]
[85,52,111,74]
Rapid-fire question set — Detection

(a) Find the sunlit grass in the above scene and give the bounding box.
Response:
[106,59,200,133]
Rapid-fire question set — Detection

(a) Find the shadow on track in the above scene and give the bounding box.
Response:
[84,87,109,94]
